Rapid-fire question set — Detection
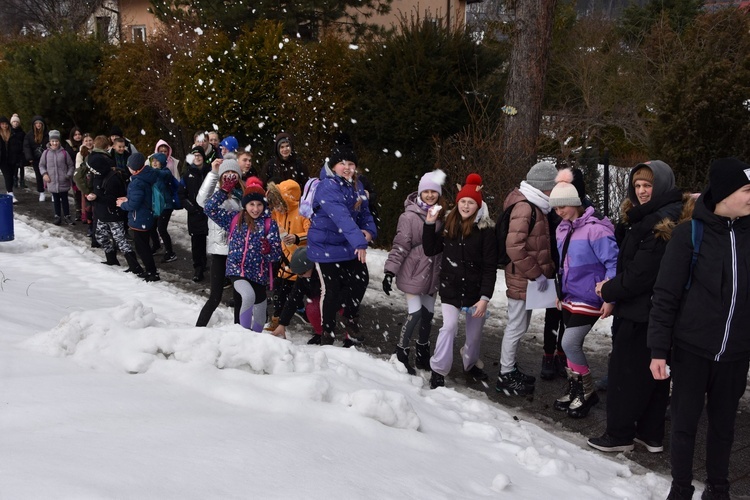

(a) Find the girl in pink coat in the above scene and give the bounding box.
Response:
[383,170,446,375]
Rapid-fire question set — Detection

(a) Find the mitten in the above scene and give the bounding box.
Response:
[220,173,239,193]
[260,238,271,255]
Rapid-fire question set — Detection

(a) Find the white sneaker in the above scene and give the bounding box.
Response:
[11,193,18,204]
[39,192,45,202]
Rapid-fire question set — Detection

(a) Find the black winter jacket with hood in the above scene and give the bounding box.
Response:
[648,192,750,362]
[601,160,684,322]
[260,133,308,186]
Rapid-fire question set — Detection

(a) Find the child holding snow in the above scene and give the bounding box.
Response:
[383,170,446,375]
[423,173,498,389]
[264,179,310,332]
[204,173,282,332]
[548,174,618,418]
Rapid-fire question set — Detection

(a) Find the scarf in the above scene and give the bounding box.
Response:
[519,181,551,214]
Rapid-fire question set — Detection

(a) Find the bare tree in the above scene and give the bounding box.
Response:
[499,0,558,175]
[0,0,105,35]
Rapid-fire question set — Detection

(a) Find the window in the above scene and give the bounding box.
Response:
[132,26,146,43]
[95,16,110,41]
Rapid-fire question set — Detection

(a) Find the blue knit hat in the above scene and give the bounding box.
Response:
[220,136,239,153]
[151,153,167,167]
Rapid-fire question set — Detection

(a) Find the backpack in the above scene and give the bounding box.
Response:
[298,178,319,218]
[496,199,537,268]
[684,218,703,290]
[152,182,167,216]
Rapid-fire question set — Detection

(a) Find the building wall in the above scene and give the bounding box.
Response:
[120,0,162,43]
[366,0,469,31]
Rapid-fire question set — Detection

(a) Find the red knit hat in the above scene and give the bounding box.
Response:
[455,173,483,205]
[241,176,267,208]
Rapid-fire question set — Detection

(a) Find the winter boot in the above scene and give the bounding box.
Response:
[123,252,144,275]
[307,334,322,345]
[540,353,556,380]
[142,272,161,282]
[192,267,205,282]
[418,307,434,342]
[554,368,576,411]
[666,482,695,500]
[75,209,82,221]
[701,482,730,500]
[513,364,536,384]
[567,371,599,418]
[429,370,445,389]
[320,331,335,346]
[102,251,121,266]
[395,346,416,375]
[414,342,431,371]
[343,316,363,347]
[63,215,74,225]
[53,215,61,225]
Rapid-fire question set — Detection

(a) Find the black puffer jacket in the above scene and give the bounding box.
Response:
[91,159,127,223]
[178,163,209,236]
[423,204,498,308]
[601,161,684,322]
[648,194,750,362]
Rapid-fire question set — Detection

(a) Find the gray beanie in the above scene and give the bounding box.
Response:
[49,130,61,141]
[525,161,558,191]
[218,159,242,179]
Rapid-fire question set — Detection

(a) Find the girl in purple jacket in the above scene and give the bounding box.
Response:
[549,175,618,418]
[383,170,446,375]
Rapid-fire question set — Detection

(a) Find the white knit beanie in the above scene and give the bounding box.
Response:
[549,182,582,208]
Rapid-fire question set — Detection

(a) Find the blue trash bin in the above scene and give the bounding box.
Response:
[0,194,14,241]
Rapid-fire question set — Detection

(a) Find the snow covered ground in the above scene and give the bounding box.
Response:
[0,216,672,499]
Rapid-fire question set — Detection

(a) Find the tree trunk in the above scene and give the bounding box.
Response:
[500,0,558,177]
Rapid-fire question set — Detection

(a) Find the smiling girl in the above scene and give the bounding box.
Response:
[383,170,446,374]
[423,173,498,389]
[549,176,618,418]
[205,169,282,332]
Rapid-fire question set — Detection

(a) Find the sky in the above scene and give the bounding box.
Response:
[0,214,672,499]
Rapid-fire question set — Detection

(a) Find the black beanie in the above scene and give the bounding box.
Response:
[190,145,206,163]
[329,146,358,168]
[706,158,750,205]
[127,152,146,171]
[109,125,124,137]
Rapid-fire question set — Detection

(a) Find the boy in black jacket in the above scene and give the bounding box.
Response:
[648,158,750,500]
[179,146,209,282]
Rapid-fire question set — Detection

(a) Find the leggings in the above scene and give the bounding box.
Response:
[150,209,174,253]
[397,293,436,347]
[0,160,14,193]
[196,254,240,327]
[232,277,267,332]
[560,309,599,373]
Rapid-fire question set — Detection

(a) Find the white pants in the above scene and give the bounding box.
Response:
[500,297,532,374]
[429,304,486,376]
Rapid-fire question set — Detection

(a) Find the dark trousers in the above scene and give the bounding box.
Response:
[190,233,207,270]
[1,161,14,192]
[132,229,157,274]
[606,319,670,442]
[51,192,70,217]
[543,307,565,354]
[272,277,295,317]
[317,259,369,334]
[670,345,749,488]
[32,162,44,192]
[196,253,240,326]
[150,209,174,253]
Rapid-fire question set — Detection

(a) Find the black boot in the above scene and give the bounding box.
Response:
[429,370,445,389]
[666,482,695,500]
[123,252,144,274]
[192,267,205,282]
[102,251,120,266]
[540,353,556,380]
[395,346,416,375]
[415,342,431,371]
[554,368,576,411]
[701,482,730,500]
[567,371,599,418]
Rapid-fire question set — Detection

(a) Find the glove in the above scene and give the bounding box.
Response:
[536,274,549,292]
[220,173,239,193]
[382,272,394,296]
[260,238,271,255]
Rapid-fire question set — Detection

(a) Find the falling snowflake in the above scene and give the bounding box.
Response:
[194,27,203,36]
[140,129,146,135]
[392,182,398,190]
[394,151,402,158]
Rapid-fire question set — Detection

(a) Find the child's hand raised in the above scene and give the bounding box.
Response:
[425,204,441,224]
[220,173,238,193]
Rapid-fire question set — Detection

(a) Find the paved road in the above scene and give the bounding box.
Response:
[9,185,750,498]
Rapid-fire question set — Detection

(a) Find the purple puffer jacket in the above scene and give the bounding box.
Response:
[384,192,442,295]
[557,206,618,309]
